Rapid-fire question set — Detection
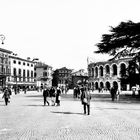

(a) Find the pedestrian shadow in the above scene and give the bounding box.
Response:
[95,107,140,110]
[23,104,45,107]
[0,104,6,106]
[51,111,84,115]
[25,95,43,98]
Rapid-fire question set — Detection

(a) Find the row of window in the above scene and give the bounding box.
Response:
[59,70,70,73]
[89,63,126,77]
[0,53,8,58]
[34,67,49,71]
[0,66,10,74]
[89,81,118,90]
[59,74,69,77]
[13,60,33,67]
[34,72,49,77]
[13,68,34,78]
[0,58,10,65]
[13,77,34,82]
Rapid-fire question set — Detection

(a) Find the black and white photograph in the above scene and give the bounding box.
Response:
[0,0,140,139]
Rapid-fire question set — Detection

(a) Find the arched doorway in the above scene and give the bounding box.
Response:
[120,63,127,90]
[113,81,118,89]
[105,65,110,74]
[95,82,98,90]
[100,82,104,89]
[95,67,98,77]
[105,82,110,90]
[92,82,94,90]
[112,64,117,76]
[99,66,103,77]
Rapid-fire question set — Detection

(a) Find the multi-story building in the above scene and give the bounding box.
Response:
[88,57,132,91]
[8,55,35,89]
[71,69,88,88]
[0,48,12,88]
[34,62,53,88]
[53,67,72,88]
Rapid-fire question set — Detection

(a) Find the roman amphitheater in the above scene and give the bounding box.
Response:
[88,57,132,91]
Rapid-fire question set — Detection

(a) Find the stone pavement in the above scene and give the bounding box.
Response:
[0,91,140,140]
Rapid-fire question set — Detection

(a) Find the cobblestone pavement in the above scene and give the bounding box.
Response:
[0,91,140,140]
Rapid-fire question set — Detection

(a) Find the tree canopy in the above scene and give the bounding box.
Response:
[95,20,140,60]
[95,20,140,88]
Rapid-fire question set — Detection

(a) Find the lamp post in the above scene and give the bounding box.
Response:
[0,34,5,88]
[0,34,5,44]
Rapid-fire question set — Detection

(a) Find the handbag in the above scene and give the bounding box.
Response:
[58,96,61,100]
[83,98,87,103]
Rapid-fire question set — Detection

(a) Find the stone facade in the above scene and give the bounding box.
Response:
[71,69,88,88]
[8,55,35,89]
[55,67,72,88]
[0,48,12,88]
[88,57,132,91]
[34,62,53,88]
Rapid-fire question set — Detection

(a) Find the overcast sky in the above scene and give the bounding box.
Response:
[0,0,140,71]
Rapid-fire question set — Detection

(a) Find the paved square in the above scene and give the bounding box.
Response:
[0,91,140,140]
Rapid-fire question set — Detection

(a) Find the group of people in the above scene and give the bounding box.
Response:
[110,86,120,101]
[43,85,92,115]
[43,86,62,106]
[73,86,81,98]
[1,84,93,115]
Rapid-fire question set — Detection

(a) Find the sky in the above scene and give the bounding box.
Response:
[0,0,140,71]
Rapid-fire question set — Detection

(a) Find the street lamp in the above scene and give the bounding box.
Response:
[0,34,5,44]
[0,34,5,88]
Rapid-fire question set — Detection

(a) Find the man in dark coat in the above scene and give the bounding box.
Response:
[2,87,10,106]
[55,87,61,106]
[49,87,56,106]
[43,87,50,106]
[110,86,116,101]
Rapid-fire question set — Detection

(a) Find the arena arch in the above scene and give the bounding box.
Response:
[119,63,127,76]
[105,64,110,74]
[92,82,94,90]
[112,64,118,76]
[95,67,98,77]
[113,81,118,89]
[105,81,110,90]
[100,82,104,89]
[99,66,104,77]
[119,63,127,90]
[95,82,98,90]
[92,67,94,77]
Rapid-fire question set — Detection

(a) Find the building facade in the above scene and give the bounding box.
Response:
[71,69,88,88]
[54,67,72,88]
[88,57,132,91]
[8,55,35,89]
[34,62,53,88]
[0,48,12,88]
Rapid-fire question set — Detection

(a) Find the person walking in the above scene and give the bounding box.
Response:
[110,86,116,101]
[116,87,121,101]
[2,87,11,106]
[43,87,50,106]
[49,87,56,106]
[24,86,27,94]
[81,86,91,115]
[55,87,61,106]
[73,87,76,98]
